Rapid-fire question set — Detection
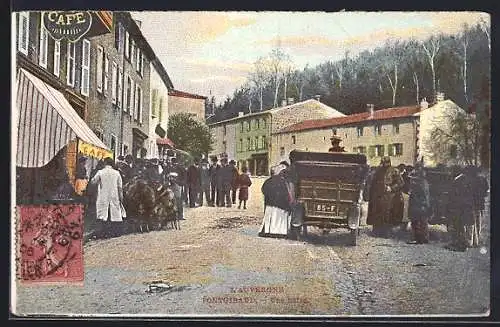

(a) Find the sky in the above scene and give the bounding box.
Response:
[130,11,489,105]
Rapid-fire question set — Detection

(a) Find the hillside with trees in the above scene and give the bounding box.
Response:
[206,21,490,123]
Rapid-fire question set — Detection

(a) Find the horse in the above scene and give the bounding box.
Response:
[152,184,180,230]
[123,176,158,233]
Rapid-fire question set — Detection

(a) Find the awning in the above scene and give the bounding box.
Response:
[156,137,175,147]
[15,68,109,168]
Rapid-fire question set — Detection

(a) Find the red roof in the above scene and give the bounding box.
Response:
[168,89,207,100]
[279,105,421,134]
[156,137,175,147]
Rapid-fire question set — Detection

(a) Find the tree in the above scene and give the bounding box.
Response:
[459,24,470,104]
[479,16,490,51]
[250,57,268,111]
[422,36,442,100]
[268,48,290,108]
[167,112,214,159]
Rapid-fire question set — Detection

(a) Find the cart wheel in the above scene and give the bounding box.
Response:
[349,229,357,246]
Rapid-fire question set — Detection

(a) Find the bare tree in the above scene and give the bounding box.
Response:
[422,36,442,100]
[268,48,290,108]
[458,24,470,104]
[282,57,294,101]
[413,72,419,105]
[378,41,403,106]
[479,16,491,51]
[250,57,268,111]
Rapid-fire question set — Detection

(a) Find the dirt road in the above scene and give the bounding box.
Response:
[13,177,490,317]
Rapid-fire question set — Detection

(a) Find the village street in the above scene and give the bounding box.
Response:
[15,177,490,317]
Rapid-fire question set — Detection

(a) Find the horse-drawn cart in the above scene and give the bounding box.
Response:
[289,150,369,245]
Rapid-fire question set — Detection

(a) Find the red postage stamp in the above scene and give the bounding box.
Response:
[17,204,84,284]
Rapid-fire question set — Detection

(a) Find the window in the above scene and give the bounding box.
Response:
[262,118,267,128]
[53,40,61,77]
[136,49,144,76]
[394,143,403,156]
[255,136,259,150]
[38,22,49,68]
[80,39,90,96]
[103,55,109,95]
[292,135,296,145]
[239,139,243,152]
[393,123,400,134]
[18,12,29,55]
[141,56,145,77]
[117,67,123,108]
[158,96,164,123]
[135,84,143,123]
[247,121,251,131]
[374,124,382,136]
[257,119,260,129]
[111,62,118,104]
[110,135,117,155]
[355,146,366,154]
[240,122,244,132]
[115,23,123,51]
[130,40,135,64]
[280,147,285,157]
[375,145,384,157]
[96,46,103,92]
[66,42,76,86]
[125,31,130,58]
[262,136,267,149]
[357,126,363,137]
[125,74,132,113]
[247,137,251,151]
[151,89,158,117]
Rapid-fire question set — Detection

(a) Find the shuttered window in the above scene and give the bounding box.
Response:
[18,12,29,55]
[53,40,61,77]
[66,42,76,86]
[125,31,130,58]
[38,22,49,68]
[135,84,143,123]
[151,89,158,117]
[103,55,109,95]
[125,74,131,113]
[117,67,123,108]
[158,96,163,123]
[111,61,117,104]
[80,39,90,96]
[394,143,403,156]
[96,46,103,92]
[130,79,135,117]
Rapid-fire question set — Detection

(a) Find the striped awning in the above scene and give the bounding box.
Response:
[15,68,109,168]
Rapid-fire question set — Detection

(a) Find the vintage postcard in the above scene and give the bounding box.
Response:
[11,10,491,318]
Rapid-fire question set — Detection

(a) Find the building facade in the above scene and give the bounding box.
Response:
[275,99,466,167]
[209,99,345,175]
[168,89,207,121]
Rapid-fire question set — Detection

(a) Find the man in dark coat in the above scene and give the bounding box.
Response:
[209,156,220,207]
[229,160,239,204]
[198,158,211,206]
[187,159,201,208]
[217,158,233,207]
[367,156,405,237]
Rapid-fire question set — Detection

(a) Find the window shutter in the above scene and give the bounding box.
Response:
[125,31,129,58]
[151,89,158,117]
[379,145,385,157]
[139,86,143,124]
[158,96,163,122]
[104,55,109,95]
[39,23,48,68]
[118,24,123,53]
[141,55,145,76]
[66,43,76,86]
[399,144,403,156]
[136,49,140,72]
[18,12,29,55]
[118,67,123,108]
[96,46,103,92]
[111,62,117,104]
[131,40,135,64]
[131,79,135,117]
[53,40,61,77]
[80,39,90,96]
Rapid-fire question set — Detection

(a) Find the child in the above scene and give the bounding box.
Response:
[167,172,184,221]
[237,167,252,209]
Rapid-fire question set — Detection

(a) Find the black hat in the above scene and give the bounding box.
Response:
[229,159,236,165]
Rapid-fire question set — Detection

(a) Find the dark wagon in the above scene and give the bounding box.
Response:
[289,150,370,245]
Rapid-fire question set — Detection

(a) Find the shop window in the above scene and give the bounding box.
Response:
[80,39,90,96]
[17,12,29,55]
[66,42,76,87]
[38,21,49,68]
[53,40,61,77]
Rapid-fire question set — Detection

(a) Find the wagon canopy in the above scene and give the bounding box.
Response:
[289,150,369,183]
[15,68,109,168]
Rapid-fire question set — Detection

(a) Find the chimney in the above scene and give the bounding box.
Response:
[367,104,374,117]
[287,98,294,105]
[436,92,445,102]
[281,100,287,107]
[420,97,429,110]
[238,112,244,117]
[134,19,142,29]
[313,95,321,102]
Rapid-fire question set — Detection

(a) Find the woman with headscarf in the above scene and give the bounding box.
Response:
[407,162,431,244]
[259,164,292,238]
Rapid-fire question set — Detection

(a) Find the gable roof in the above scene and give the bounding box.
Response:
[169,89,207,100]
[278,105,421,134]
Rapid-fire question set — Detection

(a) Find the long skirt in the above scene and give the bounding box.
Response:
[260,206,291,237]
[411,217,429,243]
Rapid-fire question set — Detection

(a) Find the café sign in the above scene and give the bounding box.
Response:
[42,11,93,43]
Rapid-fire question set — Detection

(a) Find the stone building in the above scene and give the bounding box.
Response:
[208,99,345,175]
[275,97,466,167]
[168,89,207,121]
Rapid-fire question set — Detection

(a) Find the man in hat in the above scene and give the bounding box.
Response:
[217,157,233,207]
[209,156,220,206]
[328,134,346,153]
[187,159,201,208]
[198,158,211,206]
[367,156,405,237]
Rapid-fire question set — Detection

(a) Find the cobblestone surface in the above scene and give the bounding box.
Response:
[13,177,490,317]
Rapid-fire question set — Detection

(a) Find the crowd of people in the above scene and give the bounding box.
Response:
[258,154,489,252]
